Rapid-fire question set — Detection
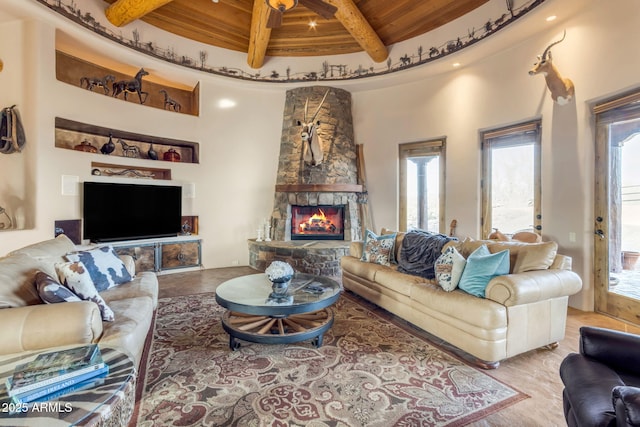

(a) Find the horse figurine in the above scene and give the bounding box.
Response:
[117,139,140,158]
[159,89,181,112]
[112,68,149,104]
[80,75,115,95]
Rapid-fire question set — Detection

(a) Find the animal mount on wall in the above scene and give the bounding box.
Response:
[112,68,149,104]
[298,90,329,166]
[529,31,575,105]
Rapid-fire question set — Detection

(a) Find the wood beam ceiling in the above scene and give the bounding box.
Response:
[105,0,176,27]
[247,0,273,69]
[329,0,387,63]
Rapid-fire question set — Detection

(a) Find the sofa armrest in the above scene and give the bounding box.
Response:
[0,302,103,355]
[485,269,582,306]
[613,386,640,427]
[580,326,640,376]
[350,241,364,259]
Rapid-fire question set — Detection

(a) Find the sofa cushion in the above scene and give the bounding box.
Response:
[381,228,405,264]
[35,271,81,304]
[341,256,390,282]
[487,241,558,274]
[101,271,159,309]
[56,261,115,322]
[434,246,467,292]
[65,246,132,292]
[374,268,427,297]
[458,245,509,298]
[361,229,396,267]
[0,253,46,308]
[10,235,75,276]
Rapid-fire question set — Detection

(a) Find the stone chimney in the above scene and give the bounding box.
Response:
[270,86,362,241]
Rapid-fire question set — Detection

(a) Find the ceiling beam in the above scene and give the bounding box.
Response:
[330,0,388,63]
[247,0,273,69]
[105,0,176,27]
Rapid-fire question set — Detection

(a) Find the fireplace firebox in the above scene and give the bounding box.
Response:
[291,205,345,240]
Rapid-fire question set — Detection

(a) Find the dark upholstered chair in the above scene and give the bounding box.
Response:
[560,326,640,427]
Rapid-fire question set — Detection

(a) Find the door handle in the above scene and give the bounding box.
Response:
[595,230,605,239]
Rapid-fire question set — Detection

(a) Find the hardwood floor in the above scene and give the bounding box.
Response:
[157,267,640,427]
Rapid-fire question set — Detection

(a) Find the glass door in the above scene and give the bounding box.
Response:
[594,96,640,324]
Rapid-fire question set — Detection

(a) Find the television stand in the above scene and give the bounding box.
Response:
[108,235,202,274]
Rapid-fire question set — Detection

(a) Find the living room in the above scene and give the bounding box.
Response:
[0,0,639,425]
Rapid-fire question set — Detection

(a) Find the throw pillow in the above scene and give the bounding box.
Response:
[361,229,396,266]
[458,245,510,298]
[512,241,558,273]
[434,246,467,292]
[35,271,82,304]
[65,246,132,292]
[56,261,115,322]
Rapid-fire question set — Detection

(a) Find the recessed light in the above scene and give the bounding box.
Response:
[452,62,461,68]
[546,15,557,22]
[218,99,236,109]
[309,20,317,28]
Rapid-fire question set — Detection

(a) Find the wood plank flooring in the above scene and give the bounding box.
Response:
[157,267,640,427]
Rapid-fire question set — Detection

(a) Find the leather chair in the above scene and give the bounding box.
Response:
[560,326,640,426]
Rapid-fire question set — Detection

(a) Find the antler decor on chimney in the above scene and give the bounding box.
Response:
[529,30,575,105]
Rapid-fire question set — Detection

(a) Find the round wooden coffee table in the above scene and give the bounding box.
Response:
[215,273,341,350]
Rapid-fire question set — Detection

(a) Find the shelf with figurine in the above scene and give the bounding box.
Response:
[56,51,199,116]
[55,117,199,164]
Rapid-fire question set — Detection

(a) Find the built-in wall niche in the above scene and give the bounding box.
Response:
[56,51,199,116]
[55,117,199,164]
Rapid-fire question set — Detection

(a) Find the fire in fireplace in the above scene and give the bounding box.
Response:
[291,205,345,240]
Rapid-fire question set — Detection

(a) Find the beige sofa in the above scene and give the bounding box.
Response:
[341,235,583,368]
[0,234,158,368]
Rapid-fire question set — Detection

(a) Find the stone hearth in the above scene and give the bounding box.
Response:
[248,240,349,280]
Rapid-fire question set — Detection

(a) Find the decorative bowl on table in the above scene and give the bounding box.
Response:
[265,261,295,301]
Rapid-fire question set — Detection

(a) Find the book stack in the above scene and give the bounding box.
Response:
[5,344,109,404]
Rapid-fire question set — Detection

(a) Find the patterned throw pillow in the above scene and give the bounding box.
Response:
[65,246,132,292]
[55,261,115,322]
[458,245,510,298]
[35,271,82,304]
[361,229,396,266]
[434,246,467,292]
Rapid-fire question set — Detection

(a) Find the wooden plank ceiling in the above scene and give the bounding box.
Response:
[102,0,489,68]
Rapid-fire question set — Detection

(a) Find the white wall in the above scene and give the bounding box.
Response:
[0,0,638,311]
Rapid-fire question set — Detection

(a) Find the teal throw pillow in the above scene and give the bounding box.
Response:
[458,245,509,298]
[361,229,396,267]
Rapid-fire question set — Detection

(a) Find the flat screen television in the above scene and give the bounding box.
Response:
[83,181,182,242]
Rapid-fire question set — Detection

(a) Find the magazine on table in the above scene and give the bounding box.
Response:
[10,365,109,404]
[6,345,104,396]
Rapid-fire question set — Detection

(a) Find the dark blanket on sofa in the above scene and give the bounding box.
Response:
[398,230,457,279]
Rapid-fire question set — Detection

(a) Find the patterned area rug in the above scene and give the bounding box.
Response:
[137,291,527,426]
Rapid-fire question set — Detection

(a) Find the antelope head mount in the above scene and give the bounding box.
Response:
[298,90,329,166]
[529,30,575,106]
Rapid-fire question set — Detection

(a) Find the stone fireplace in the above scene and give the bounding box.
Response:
[248,86,363,277]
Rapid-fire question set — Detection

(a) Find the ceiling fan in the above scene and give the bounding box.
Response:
[265,0,338,28]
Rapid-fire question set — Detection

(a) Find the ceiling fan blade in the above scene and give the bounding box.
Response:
[299,0,337,19]
[266,8,283,28]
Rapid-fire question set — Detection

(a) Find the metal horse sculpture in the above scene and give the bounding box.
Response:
[298,90,329,166]
[80,75,115,95]
[112,68,149,104]
[159,89,181,112]
[529,31,575,105]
